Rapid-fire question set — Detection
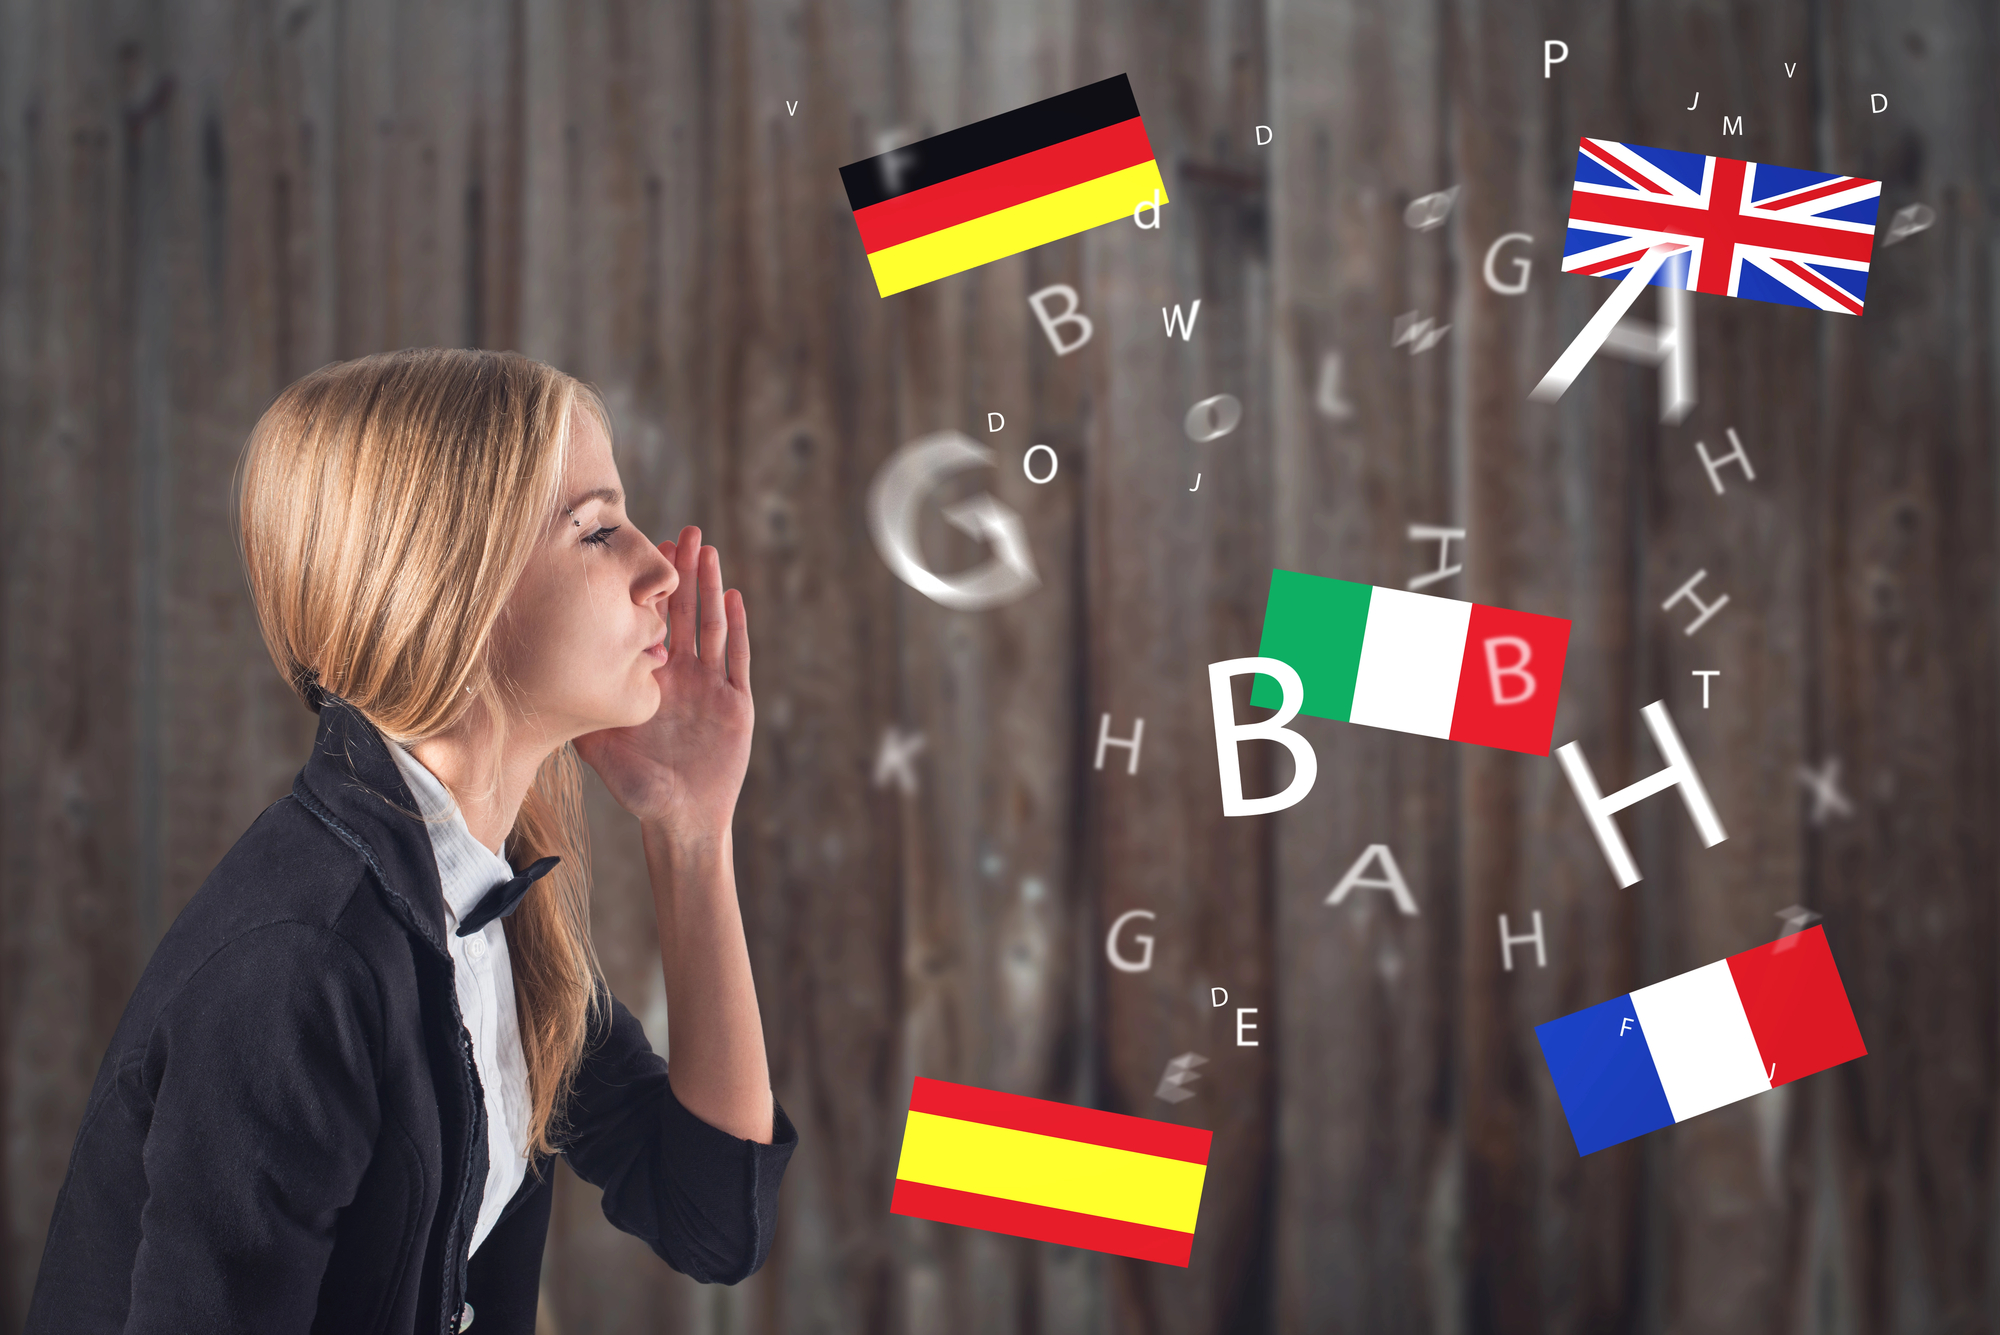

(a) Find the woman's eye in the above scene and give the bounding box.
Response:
[582,525,620,548]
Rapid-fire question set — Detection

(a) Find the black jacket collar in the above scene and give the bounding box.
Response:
[291,691,456,958]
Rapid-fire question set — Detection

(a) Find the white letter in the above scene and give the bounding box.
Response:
[987,411,1004,433]
[1211,987,1228,1007]
[1392,311,1450,353]
[1483,636,1536,705]
[1208,657,1319,816]
[1871,93,1887,113]
[1107,910,1156,972]
[1694,427,1755,494]
[1162,300,1202,340]
[1884,203,1936,246]
[1662,569,1728,636]
[1483,232,1534,295]
[1236,1008,1259,1046]
[1255,125,1273,146]
[1094,713,1145,775]
[1723,115,1744,135]
[1556,700,1727,888]
[1529,242,1695,423]
[1027,283,1093,356]
[786,100,799,116]
[1316,351,1354,418]
[1132,188,1163,229]
[1499,911,1548,970]
[1544,40,1568,78]
[1326,844,1420,916]
[1693,669,1719,708]
[1022,444,1058,484]
[867,432,1042,610]
[1407,524,1465,590]
[1403,187,1459,232]
[1183,394,1243,442]
[872,726,927,794]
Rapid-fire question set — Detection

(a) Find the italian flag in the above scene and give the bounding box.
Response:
[890,1077,1211,1265]
[1249,569,1572,755]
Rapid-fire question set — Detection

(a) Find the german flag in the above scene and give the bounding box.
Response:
[890,1076,1211,1266]
[840,74,1167,298]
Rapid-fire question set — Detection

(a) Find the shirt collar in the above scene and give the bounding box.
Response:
[383,738,517,930]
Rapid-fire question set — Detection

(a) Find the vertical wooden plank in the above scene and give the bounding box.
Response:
[1081,3,1275,1333]
[1812,3,1998,1332]
[0,1,145,1325]
[1452,8,1663,1333]
[1265,2,1463,1332]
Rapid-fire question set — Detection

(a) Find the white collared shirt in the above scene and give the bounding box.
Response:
[385,740,532,1258]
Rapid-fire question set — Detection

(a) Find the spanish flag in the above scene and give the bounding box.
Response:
[890,1076,1212,1265]
[840,74,1167,298]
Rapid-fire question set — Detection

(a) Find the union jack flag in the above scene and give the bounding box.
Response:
[1562,137,1881,315]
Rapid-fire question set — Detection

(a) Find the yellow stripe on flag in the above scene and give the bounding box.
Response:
[866,161,1168,297]
[895,1110,1205,1232]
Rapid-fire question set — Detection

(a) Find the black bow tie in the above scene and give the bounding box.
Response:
[455,856,561,937]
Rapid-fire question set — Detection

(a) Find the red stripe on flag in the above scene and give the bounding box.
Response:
[1754,176,1860,211]
[891,1179,1195,1266]
[1575,245,1674,276]
[1770,256,1865,314]
[1446,601,1571,755]
[851,118,1157,253]
[1580,139,1671,193]
[1693,156,1749,294]
[1566,186,1878,278]
[1726,925,1867,1087]
[908,1077,1212,1164]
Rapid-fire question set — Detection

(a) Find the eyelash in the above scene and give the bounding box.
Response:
[582,525,620,548]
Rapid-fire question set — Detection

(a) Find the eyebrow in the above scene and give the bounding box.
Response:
[561,486,624,516]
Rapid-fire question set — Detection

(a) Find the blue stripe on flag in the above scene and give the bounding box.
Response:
[1807,262,1870,298]
[1750,161,1843,202]
[1815,195,1880,227]
[1572,152,1631,191]
[1735,261,1826,310]
[1624,143,1709,194]
[1535,994,1677,1155]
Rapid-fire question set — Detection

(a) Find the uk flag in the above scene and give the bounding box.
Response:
[1562,138,1881,315]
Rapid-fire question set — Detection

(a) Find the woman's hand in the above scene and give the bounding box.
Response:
[573,526,752,843]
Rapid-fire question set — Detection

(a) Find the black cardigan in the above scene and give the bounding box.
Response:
[24,692,798,1334]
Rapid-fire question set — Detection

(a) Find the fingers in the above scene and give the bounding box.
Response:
[724,587,751,694]
[697,543,727,665]
[665,525,700,655]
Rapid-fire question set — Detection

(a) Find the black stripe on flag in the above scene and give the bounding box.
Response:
[839,73,1141,212]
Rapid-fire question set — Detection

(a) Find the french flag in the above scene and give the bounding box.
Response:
[1536,926,1865,1156]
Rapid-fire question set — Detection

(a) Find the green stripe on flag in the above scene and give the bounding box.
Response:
[1249,570,1373,719]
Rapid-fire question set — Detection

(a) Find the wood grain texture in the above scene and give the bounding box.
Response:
[1,1,1994,1331]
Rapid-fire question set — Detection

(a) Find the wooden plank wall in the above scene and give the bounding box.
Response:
[2,1,1994,1332]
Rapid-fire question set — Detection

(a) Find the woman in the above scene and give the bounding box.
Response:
[24,348,796,1334]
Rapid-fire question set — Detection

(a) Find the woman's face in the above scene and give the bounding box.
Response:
[489,407,679,738]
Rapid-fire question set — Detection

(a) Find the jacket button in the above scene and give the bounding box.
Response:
[457,1300,475,1330]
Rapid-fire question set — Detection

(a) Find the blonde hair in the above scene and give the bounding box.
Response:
[232,346,609,1162]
